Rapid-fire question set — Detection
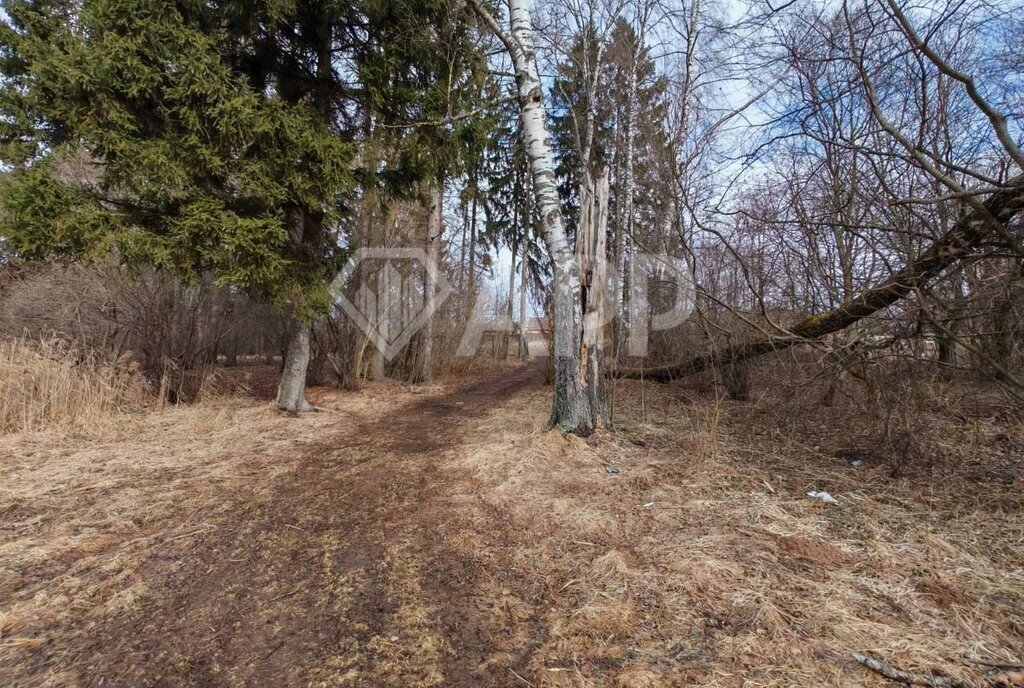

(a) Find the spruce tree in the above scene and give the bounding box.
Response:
[0,0,480,410]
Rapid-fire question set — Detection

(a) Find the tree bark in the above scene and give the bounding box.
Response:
[519,244,530,359]
[414,182,442,383]
[615,40,639,354]
[276,320,315,412]
[275,206,317,411]
[502,239,518,360]
[577,168,611,425]
[471,0,605,433]
[468,170,479,307]
[368,346,384,381]
[615,177,1023,382]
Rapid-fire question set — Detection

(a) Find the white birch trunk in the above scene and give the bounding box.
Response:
[473,0,601,432]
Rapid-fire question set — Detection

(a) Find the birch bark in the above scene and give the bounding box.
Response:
[471,0,604,432]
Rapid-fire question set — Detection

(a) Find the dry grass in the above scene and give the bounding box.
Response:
[450,378,1024,686]
[0,374,451,685]
[0,339,149,435]
[1,362,1021,686]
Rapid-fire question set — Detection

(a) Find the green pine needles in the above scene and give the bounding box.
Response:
[0,0,482,319]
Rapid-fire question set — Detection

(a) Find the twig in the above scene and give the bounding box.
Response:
[146,526,216,551]
[508,667,534,686]
[852,652,970,688]
[269,588,301,603]
[964,656,1024,671]
[263,640,285,660]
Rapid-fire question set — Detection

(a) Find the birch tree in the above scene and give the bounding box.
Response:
[470,0,609,432]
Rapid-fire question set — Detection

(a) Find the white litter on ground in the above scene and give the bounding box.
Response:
[807,491,839,504]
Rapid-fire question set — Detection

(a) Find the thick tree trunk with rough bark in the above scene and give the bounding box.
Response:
[275,208,317,412]
[276,321,315,412]
[616,177,1024,382]
[577,169,611,426]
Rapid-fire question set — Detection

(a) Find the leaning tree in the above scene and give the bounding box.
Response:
[470,0,613,434]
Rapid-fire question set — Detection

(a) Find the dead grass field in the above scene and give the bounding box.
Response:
[1,361,1022,687]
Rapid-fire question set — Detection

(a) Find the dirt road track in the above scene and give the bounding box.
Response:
[75,363,545,688]
[12,360,1021,687]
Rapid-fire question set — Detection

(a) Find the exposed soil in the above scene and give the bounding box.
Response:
[70,364,545,687]
[1,363,1022,687]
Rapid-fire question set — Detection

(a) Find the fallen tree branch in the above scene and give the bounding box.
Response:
[614,176,1024,382]
[852,652,972,688]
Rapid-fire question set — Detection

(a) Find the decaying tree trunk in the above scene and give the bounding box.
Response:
[577,168,611,424]
[852,652,970,688]
[616,177,1024,382]
[470,0,607,433]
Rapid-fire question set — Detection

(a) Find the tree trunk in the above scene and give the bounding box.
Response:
[615,45,638,355]
[414,182,442,383]
[616,176,1024,382]
[369,346,384,381]
[276,321,315,412]
[519,243,530,359]
[468,171,479,306]
[502,240,518,360]
[470,0,606,433]
[577,168,611,424]
[275,207,317,412]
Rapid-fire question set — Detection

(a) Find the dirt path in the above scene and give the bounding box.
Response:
[7,363,1022,687]
[73,363,545,688]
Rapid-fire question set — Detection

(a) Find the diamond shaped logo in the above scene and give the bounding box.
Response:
[330,248,452,361]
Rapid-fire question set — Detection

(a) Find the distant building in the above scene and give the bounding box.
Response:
[522,316,550,357]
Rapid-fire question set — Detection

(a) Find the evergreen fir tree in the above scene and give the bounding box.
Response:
[0,0,482,409]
